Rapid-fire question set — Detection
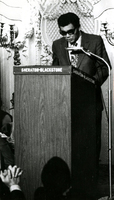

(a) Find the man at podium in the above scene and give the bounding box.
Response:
[52,12,111,199]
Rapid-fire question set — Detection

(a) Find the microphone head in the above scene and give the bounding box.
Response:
[66,46,83,51]
[66,46,83,54]
[66,46,92,57]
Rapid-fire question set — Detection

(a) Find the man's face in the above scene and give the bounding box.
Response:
[59,23,79,44]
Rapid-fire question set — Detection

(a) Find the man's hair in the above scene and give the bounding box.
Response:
[58,12,80,28]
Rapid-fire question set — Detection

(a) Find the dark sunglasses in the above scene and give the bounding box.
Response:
[60,28,76,36]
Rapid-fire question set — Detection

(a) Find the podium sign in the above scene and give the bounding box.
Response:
[14,66,97,200]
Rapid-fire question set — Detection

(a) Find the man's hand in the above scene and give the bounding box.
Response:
[0,165,23,188]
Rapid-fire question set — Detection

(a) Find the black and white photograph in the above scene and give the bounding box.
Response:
[0,0,114,200]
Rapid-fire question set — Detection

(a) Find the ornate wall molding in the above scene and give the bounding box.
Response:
[0,1,22,22]
[38,0,101,20]
[26,0,42,64]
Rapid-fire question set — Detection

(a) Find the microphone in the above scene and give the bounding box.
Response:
[66,46,83,51]
[66,46,91,57]
[66,46,111,70]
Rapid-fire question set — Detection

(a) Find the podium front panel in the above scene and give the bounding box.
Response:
[14,66,71,200]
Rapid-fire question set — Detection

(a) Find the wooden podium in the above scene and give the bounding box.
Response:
[14,66,97,200]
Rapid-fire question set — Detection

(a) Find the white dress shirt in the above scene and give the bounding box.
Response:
[68,34,82,67]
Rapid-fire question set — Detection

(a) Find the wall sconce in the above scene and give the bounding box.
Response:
[101,22,114,46]
[0,22,34,65]
[0,22,18,48]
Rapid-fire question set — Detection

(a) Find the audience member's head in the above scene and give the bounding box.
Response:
[41,156,71,197]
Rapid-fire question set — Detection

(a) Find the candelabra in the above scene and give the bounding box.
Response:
[0,22,18,48]
[101,22,114,46]
[0,22,34,65]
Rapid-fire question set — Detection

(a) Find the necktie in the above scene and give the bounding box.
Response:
[70,43,79,68]
[70,53,79,68]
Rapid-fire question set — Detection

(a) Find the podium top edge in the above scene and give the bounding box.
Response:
[13,65,72,75]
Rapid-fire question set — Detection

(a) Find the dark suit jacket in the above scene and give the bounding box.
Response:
[52,31,111,111]
[10,190,26,200]
[52,31,110,85]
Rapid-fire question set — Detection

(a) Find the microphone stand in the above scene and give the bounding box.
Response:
[66,46,113,199]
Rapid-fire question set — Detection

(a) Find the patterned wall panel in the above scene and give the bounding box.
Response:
[42,3,94,46]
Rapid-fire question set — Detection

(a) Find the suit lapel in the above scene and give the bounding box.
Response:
[77,32,90,68]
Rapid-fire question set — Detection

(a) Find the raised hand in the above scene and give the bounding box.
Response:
[0,165,23,188]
